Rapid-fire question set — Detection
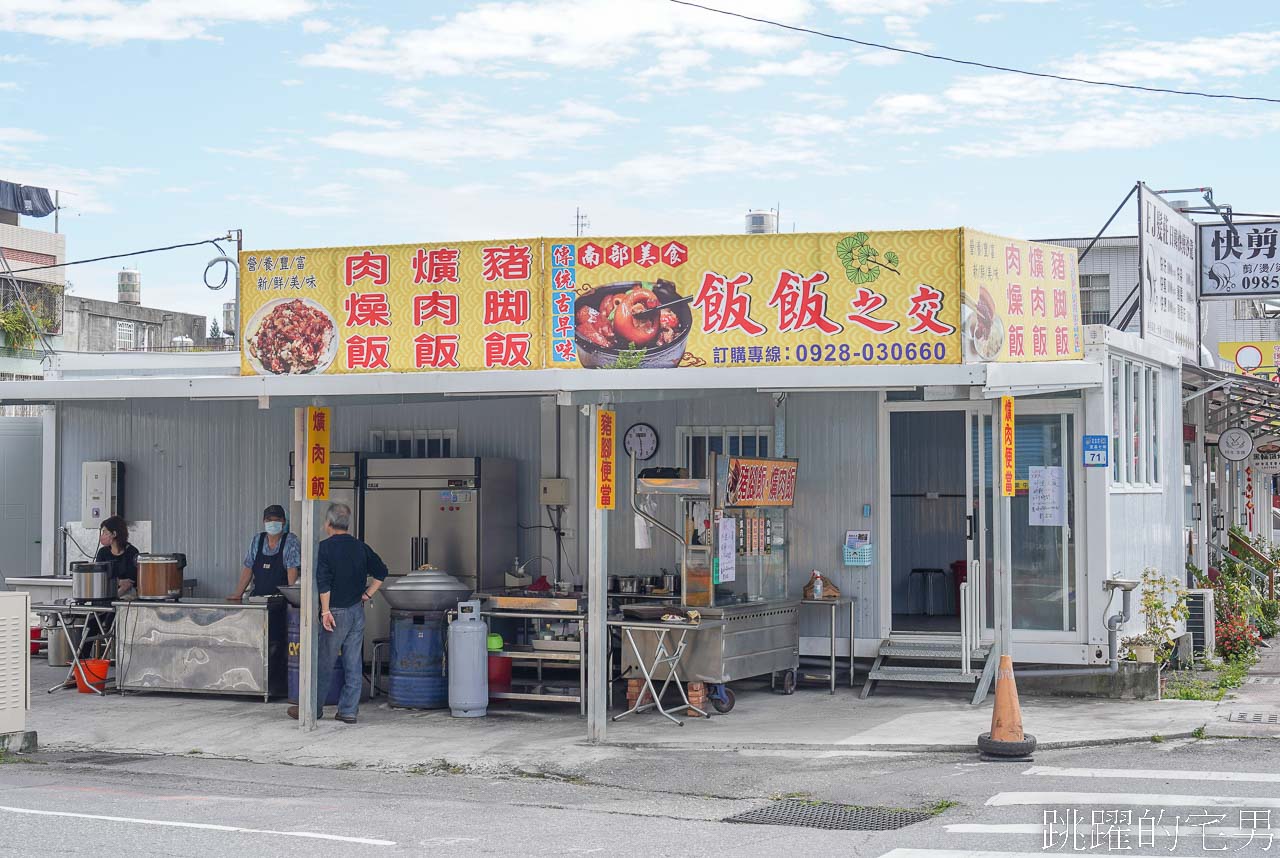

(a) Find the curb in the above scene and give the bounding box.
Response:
[604,730,1205,754]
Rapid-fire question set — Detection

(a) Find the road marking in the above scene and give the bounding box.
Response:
[1024,765,1280,784]
[988,792,1280,809]
[945,823,1258,837]
[879,850,1215,858]
[0,805,396,846]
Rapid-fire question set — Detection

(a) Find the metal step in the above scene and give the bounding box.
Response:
[867,665,979,685]
[879,642,988,660]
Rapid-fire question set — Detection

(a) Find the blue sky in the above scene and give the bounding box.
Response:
[3,0,1280,322]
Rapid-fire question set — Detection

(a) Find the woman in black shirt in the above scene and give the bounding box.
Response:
[95,515,139,598]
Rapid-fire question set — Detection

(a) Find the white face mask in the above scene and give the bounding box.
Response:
[264,521,284,536]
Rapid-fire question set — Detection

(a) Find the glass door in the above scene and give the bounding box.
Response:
[1009,410,1079,636]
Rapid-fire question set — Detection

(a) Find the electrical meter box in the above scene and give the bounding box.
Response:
[539,478,570,507]
[81,460,124,528]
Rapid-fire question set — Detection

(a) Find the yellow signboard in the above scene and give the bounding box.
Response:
[1001,396,1016,497]
[1219,340,1280,380]
[547,230,962,369]
[962,230,1083,363]
[305,406,330,501]
[596,409,616,510]
[239,240,543,375]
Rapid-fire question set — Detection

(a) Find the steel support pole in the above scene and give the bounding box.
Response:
[586,403,609,743]
[296,406,319,731]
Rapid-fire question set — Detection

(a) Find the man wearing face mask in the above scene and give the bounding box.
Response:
[228,505,301,601]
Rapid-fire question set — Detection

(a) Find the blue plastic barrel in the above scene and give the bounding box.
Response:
[287,605,344,706]
[389,610,447,709]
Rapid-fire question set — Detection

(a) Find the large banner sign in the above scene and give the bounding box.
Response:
[240,229,1082,376]
[1138,184,1199,362]
[547,230,962,370]
[1199,220,1280,300]
[239,240,543,374]
[961,230,1082,363]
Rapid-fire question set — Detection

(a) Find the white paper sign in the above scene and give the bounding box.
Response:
[1253,450,1280,473]
[1138,183,1199,361]
[717,517,737,584]
[1028,466,1065,527]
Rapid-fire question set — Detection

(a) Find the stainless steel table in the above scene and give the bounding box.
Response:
[798,597,856,694]
[608,617,722,726]
[31,603,117,695]
[449,608,587,715]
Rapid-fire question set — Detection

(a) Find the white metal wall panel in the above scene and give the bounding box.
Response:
[0,418,42,576]
[56,398,546,597]
[0,591,28,735]
[605,391,882,643]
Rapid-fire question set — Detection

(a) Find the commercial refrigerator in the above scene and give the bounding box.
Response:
[361,458,518,595]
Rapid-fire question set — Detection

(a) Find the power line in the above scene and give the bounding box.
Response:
[6,237,231,274]
[669,0,1280,105]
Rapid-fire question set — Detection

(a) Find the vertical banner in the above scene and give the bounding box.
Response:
[1001,396,1016,497]
[596,409,616,510]
[305,406,331,501]
[1137,183,1199,361]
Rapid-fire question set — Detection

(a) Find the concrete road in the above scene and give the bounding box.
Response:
[1,738,1277,856]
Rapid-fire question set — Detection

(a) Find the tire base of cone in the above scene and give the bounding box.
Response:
[978,654,1036,760]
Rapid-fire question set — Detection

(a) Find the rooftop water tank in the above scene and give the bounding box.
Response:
[118,269,141,305]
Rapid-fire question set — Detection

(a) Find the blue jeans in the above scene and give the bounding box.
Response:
[316,604,364,717]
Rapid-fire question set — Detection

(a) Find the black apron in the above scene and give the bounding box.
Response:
[251,533,288,597]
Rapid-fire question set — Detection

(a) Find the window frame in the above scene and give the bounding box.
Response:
[367,428,457,458]
[677,425,775,478]
[1110,355,1163,492]
[115,320,136,352]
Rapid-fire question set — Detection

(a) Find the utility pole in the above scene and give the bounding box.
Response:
[575,208,590,238]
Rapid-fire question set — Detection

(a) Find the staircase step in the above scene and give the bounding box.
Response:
[881,642,988,660]
[868,665,979,684]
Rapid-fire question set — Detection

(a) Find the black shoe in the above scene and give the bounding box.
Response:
[287,705,324,720]
[335,713,357,724]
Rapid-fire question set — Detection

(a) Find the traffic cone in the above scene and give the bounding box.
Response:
[977,654,1036,761]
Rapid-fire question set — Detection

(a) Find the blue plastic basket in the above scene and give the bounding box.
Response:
[843,544,873,567]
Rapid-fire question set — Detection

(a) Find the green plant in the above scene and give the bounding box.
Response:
[1150,734,1165,743]
[1257,599,1280,639]
[1123,568,1188,659]
[1192,726,1207,739]
[928,799,960,815]
[0,306,36,350]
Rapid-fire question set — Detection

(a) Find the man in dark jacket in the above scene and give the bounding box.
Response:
[288,502,388,724]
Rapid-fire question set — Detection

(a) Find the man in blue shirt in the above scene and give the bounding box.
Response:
[228,504,301,601]
[288,502,388,724]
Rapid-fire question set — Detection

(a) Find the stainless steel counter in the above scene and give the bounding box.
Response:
[619,598,800,684]
[113,599,286,701]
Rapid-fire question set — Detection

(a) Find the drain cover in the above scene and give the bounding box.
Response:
[1228,711,1280,724]
[725,800,932,832]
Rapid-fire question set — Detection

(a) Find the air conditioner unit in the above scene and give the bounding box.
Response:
[81,460,125,528]
[0,591,30,736]
[1185,588,1216,659]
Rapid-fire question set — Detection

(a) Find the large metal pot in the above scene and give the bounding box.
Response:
[277,584,301,607]
[137,555,182,600]
[70,562,112,601]
[380,568,472,612]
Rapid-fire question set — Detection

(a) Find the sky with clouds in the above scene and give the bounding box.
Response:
[3,0,1280,322]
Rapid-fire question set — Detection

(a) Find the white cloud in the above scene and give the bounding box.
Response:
[1057,31,1280,84]
[0,0,312,44]
[0,82,18,91]
[301,0,810,79]
[0,126,44,153]
[349,167,409,183]
[326,112,402,129]
[231,194,353,218]
[0,54,28,63]
[281,78,304,87]
[301,18,333,34]
[204,145,293,162]
[316,98,625,165]
[710,50,848,92]
[3,164,145,214]
[160,186,191,193]
[975,13,1003,23]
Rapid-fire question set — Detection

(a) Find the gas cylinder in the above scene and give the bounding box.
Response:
[447,600,489,717]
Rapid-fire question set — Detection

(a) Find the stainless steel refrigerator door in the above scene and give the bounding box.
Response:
[419,489,480,592]
[361,488,420,572]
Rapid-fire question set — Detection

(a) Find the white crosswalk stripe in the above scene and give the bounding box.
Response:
[879,851,1214,858]
[986,792,1280,809]
[1023,765,1280,784]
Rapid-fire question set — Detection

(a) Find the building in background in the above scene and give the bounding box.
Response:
[745,209,778,234]
[60,269,208,353]
[0,210,65,380]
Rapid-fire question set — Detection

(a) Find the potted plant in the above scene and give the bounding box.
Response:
[1124,568,1188,664]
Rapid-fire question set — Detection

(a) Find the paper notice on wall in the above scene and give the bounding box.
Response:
[717,517,737,584]
[1028,466,1065,527]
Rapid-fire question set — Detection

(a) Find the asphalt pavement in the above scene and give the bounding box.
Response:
[2,736,1277,856]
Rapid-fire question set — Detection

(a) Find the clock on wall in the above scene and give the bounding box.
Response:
[623,423,659,461]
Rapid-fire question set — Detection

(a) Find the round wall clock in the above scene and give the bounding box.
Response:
[623,422,659,461]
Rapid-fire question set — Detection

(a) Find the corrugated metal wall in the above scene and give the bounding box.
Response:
[57,398,546,597]
[606,391,882,644]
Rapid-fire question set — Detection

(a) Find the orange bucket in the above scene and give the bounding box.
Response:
[74,658,110,694]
